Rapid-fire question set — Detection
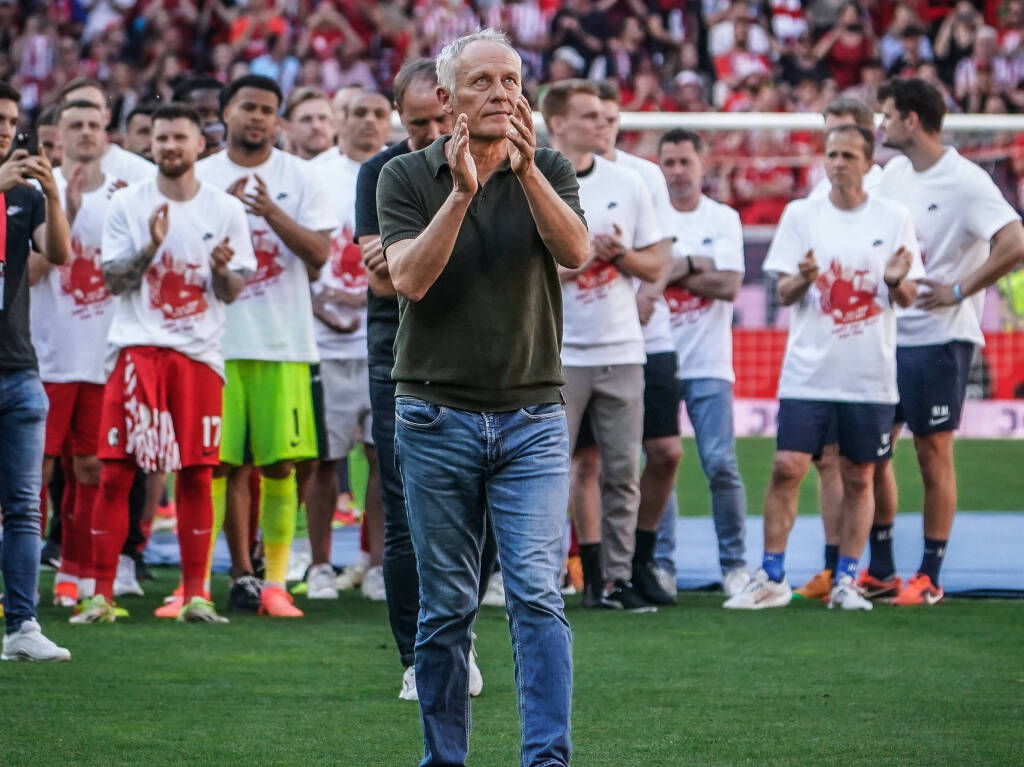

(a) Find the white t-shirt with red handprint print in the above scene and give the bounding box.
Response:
[660,195,744,383]
[30,168,117,383]
[196,147,338,363]
[101,179,256,379]
[764,195,924,403]
[308,150,369,361]
[561,155,662,368]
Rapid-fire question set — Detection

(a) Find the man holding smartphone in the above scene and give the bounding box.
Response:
[0,81,73,661]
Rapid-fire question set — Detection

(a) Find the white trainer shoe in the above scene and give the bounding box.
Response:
[399,665,418,701]
[468,633,483,697]
[723,568,751,597]
[286,538,313,583]
[306,563,339,600]
[480,571,506,608]
[361,565,387,601]
[828,574,873,611]
[334,562,368,591]
[113,555,144,597]
[2,619,71,662]
[654,566,677,599]
[723,569,792,609]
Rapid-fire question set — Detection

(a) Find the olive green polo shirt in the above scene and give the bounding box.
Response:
[377,135,586,412]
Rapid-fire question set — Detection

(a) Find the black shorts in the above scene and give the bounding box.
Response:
[576,408,596,449]
[575,352,680,449]
[309,363,330,461]
[895,341,974,435]
[777,399,896,464]
[642,351,680,441]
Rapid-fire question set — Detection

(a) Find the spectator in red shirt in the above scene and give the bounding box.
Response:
[814,2,878,90]
[732,131,795,225]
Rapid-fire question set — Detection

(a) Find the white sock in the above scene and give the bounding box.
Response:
[78,578,96,599]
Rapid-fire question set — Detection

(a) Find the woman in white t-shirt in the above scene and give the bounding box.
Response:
[725,124,924,613]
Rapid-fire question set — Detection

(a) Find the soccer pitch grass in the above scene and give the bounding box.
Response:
[6,437,1023,766]
[675,437,1024,515]
[5,574,1023,767]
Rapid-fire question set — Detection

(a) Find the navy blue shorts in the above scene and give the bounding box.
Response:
[777,399,896,464]
[895,341,974,435]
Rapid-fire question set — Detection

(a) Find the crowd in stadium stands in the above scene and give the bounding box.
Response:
[4,1,1024,215]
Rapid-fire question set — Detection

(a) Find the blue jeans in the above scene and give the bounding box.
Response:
[0,369,48,633]
[370,364,500,670]
[369,363,419,669]
[395,397,572,767]
[654,491,678,574]
[676,378,746,572]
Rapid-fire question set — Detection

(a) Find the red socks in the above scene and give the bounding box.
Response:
[74,479,98,581]
[59,468,79,577]
[177,466,214,600]
[93,460,136,600]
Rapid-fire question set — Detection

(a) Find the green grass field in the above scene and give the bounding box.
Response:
[5,574,1023,767]
[5,438,1023,766]
[675,437,1024,516]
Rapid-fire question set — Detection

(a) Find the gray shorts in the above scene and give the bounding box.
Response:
[321,358,373,461]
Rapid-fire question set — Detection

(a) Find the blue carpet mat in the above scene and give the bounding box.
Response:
[144,512,1023,597]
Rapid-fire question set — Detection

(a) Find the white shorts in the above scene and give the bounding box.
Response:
[321,358,373,461]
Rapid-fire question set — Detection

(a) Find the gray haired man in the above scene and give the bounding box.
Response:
[377,29,589,767]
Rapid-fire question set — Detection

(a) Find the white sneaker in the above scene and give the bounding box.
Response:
[480,570,506,607]
[334,562,368,591]
[306,563,339,600]
[723,568,751,597]
[654,566,677,599]
[113,554,144,597]
[723,568,791,609]
[361,565,387,601]
[468,633,483,697]
[829,574,873,611]
[2,619,71,662]
[286,538,313,583]
[399,665,418,701]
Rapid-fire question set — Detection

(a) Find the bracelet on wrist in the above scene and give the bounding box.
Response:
[612,250,626,263]
[885,277,901,288]
[953,282,965,302]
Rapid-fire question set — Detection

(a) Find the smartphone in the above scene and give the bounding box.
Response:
[13,129,39,155]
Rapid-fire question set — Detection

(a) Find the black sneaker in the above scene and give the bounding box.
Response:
[250,542,265,582]
[40,541,61,570]
[129,550,155,582]
[228,574,263,612]
[604,580,657,613]
[632,559,677,606]
[581,577,616,609]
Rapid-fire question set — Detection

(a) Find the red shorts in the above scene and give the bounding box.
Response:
[43,381,105,457]
[98,346,223,471]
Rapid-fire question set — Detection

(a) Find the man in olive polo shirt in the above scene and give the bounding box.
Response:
[377,29,589,767]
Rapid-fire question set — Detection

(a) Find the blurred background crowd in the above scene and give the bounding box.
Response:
[3,0,1024,216]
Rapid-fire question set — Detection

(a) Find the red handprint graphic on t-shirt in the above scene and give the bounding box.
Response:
[145,250,208,320]
[816,259,882,326]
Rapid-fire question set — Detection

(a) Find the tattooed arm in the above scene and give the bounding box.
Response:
[210,236,244,304]
[103,203,167,295]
